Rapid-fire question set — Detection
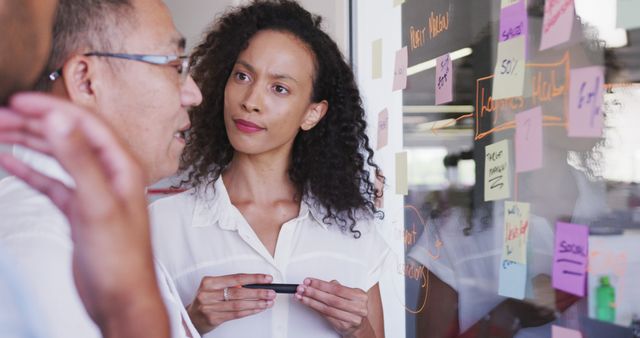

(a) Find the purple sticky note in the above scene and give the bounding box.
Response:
[568,66,605,137]
[552,325,583,338]
[540,0,575,50]
[377,108,389,150]
[515,106,543,172]
[500,0,528,42]
[552,222,589,297]
[435,53,453,105]
[393,47,408,91]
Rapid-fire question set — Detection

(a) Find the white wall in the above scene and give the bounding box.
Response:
[351,1,406,337]
[163,0,349,56]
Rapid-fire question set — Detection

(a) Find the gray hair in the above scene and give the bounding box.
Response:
[34,0,135,91]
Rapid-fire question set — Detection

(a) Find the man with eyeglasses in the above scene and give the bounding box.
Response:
[0,0,202,337]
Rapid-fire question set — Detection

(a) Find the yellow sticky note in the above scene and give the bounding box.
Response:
[372,39,383,79]
[484,140,510,201]
[492,36,526,99]
[503,201,530,264]
[394,0,405,7]
[395,152,408,195]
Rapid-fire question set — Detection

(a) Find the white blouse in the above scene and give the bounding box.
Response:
[150,178,389,338]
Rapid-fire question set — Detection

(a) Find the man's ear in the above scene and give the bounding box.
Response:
[301,100,328,131]
[60,55,96,107]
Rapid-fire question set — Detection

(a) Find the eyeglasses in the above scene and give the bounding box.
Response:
[49,52,190,83]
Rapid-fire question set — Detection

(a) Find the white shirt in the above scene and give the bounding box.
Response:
[0,246,47,338]
[150,178,389,338]
[0,147,199,338]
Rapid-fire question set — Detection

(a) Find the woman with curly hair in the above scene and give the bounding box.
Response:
[150,1,388,337]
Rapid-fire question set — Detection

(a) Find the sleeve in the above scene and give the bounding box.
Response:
[2,233,101,338]
[363,222,391,291]
[155,261,200,338]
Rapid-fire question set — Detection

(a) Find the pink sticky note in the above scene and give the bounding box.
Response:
[568,66,604,137]
[552,222,588,297]
[540,0,575,50]
[377,108,389,150]
[515,106,543,172]
[435,53,453,105]
[500,0,528,42]
[552,325,582,338]
[393,47,408,91]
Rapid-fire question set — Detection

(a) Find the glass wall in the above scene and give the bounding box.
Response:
[356,0,640,337]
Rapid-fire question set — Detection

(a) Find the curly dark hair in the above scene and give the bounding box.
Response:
[181,0,384,237]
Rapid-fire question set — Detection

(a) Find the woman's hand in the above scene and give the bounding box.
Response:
[295,278,376,338]
[187,273,277,334]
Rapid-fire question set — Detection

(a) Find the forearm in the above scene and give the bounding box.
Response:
[98,288,170,338]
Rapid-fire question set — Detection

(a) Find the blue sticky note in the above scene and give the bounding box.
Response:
[498,259,527,299]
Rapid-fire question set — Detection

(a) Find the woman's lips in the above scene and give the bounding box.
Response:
[234,119,265,133]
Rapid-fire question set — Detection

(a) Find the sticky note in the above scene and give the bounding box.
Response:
[568,66,604,137]
[500,0,528,42]
[498,259,527,299]
[515,106,543,172]
[503,201,530,264]
[393,47,408,91]
[375,173,384,209]
[552,325,582,338]
[395,152,408,195]
[372,39,383,79]
[540,0,575,50]
[617,0,640,29]
[435,53,453,104]
[377,108,389,150]
[493,36,526,100]
[394,0,405,7]
[552,222,588,297]
[501,0,520,8]
[484,140,510,201]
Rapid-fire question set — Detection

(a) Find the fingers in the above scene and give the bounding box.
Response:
[194,288,275,304]
[199,273,273,291]
[208,299,274,312]
[303,278,366,302]
[295,278,368,324]
[296,289,362,324]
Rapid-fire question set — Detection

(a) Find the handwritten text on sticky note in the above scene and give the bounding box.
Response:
[540,0,574,50]
[435,53,453,104]
[493,36,526,100]
[516,106,543,173]
[568,66,604,137]
[377,108,389,150]
[499,259,527,300]
[484,140,510,201]
[393,47,408,91]
[500,0,528,42]
[553,222,589,297]
[503,201,530,264]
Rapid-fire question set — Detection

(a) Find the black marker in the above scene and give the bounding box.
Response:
[243,283,299,294]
